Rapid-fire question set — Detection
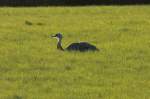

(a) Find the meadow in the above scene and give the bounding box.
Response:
[0,6,150,99]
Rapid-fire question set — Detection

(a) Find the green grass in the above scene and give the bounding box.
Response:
[0,6,150,99]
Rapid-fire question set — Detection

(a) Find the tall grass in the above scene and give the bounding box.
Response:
[0,6,150,99]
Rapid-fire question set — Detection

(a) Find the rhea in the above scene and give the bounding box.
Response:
[51,33,99,52]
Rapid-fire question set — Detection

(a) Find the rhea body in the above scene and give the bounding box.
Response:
[51,33,99,52]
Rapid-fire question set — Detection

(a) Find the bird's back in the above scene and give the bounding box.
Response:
[66,42,99,52]
[66,43,80,51]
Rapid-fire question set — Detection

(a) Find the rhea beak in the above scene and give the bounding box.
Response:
[51,34,56,38]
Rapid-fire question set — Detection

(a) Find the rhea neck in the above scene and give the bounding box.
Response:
[57,37,64,51]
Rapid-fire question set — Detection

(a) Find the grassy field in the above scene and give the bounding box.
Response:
[0,6,150,99]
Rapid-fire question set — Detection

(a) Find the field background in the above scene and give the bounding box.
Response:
[0,6,150,99]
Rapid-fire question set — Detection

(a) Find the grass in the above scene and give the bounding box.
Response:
[0,6,150,99]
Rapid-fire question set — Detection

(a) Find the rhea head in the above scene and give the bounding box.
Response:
[51,33,64,50]
[51,33,63,41]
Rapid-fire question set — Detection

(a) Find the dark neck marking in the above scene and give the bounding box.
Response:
[57,38,64,51]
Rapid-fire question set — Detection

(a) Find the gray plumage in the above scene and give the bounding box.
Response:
[51,33,99,52]
[66,42,99,51]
